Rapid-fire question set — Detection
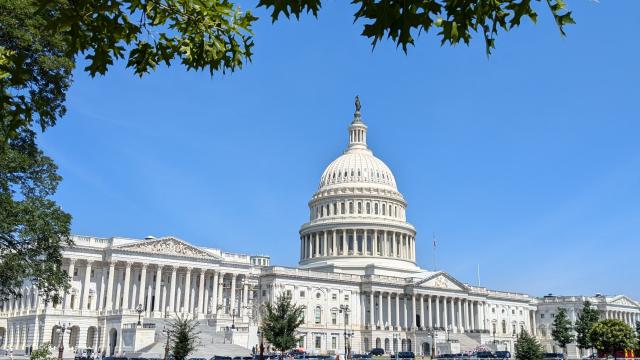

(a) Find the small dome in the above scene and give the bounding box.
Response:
[319,149,397,190]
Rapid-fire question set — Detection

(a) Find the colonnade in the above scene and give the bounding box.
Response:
[0,258,253,319]
[359,292,490,333]
[604,309,640,327]
[300,229,415,261]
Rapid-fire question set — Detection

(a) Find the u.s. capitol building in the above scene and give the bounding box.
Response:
[1,102,638,359]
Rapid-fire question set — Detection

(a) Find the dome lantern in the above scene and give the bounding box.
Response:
[348,96,368,151]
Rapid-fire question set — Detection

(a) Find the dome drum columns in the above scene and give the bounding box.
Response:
[299,228,416,263]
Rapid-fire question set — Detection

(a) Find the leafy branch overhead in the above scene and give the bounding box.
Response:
[38,0,257,77]
[258,0,575,54]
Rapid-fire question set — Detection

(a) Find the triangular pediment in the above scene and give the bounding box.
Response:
[609,295,639,307]
[415,271,467,291]
[114,237,221,260]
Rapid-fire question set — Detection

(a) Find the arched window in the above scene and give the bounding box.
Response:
[315,306,322,324]
[382,203,386,215]
[341,202,346,214]
[349,202,354,214]
[358,202,362,214]
[374,203,379,215]
[502,320,507,334]
[333,203,337,215]
[320,206,324,217]
[366,202,371,214]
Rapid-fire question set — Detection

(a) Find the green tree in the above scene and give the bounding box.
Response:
[574,301,600,352]
[0,126,72,302]
[588,319,636,357]
[30,343,56,360]
[551,308,575,355]
[261,292,305,355]
[168,315,201,360]
[515,330,544,360]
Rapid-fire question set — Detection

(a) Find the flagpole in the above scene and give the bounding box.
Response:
[432,232,437,271]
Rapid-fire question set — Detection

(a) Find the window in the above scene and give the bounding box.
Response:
[73,268,78,276]
[341,203,346,214]
[315,336,321,349]
[512,324,516,335]
[332,293,337,300]
[316,292,321,299]
[520,310,523,315]
[298,337,305,348]
[366,202,371,214]
[512,309,515,315]
[262,290,267,297]
[358,202,362,214]
[349,202,354,214]
[374,203,379,215]
[382,204,386,215]
[492,308,496,314]
[345,313,350,325]
[502,320,507,334]
[300,309,305,323]
[333,203,337,215]
[540,314,545,319]
[315,306,322,324]
[551,313,555,318]
[332,336,337,349]
[332,312,338,325]
[492,323,496,335]
[286,290,292,297]
[300,290,305,298]
[344,294,350,301]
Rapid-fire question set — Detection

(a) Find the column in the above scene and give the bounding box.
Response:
[411,294,417,329]
[373,231,378,256]
[470,301,476,330]
[419,295,425,329]
[481,302,486,330]
[395,293,400,330]
[465,299,470,331]
[531,310,537,336]
[403,295,408,329]
[64,259,76,309]
[105,261,115,311]
[435,295,440,328]
[386,293,392,329]
[363,230,368,255]
[323,230,328,256]
[342,229,347,255]
[183,267,192,313]
[203,274,211,315]
[212,271,220,314]
[443,297,448,330]
[81,261,93,310]
[457,298,463,332]
[96,265,106,311]
[427,295,433,328]
[217,272,225,312]
[169,266,177,312]
[378,292,383,328]
[137,263,148,309]
[198,269,206,315]
[154,265,162,312]
[369,292,375,328]
[121,262,132,310]
[230,273,237,315]
[243,281,249,308]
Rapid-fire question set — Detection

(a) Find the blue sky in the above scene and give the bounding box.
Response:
[39,0,640,299]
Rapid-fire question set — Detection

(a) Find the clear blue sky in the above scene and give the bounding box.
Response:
[40,0,640,299]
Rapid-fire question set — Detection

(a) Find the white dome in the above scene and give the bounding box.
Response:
[319,149,397,190]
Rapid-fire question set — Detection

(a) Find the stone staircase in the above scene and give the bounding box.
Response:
[448,333,481,352]
[133,319,251,358]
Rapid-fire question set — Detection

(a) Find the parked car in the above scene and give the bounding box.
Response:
[396,351,415,359]
[475,352,495,359]
[211,356,232,360]
[543,353,564,360]
[494,351,511,359]
[369,348,385,356]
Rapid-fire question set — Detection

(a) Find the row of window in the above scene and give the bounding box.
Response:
[312,200,403,220]
[321,166,392,185]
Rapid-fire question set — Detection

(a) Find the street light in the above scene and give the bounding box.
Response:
[339,304,351,359]
[257,327,265,360]
[162,326,171,360]
[392,332,399,360]
[56,322,70,360]
[136,304,144,326]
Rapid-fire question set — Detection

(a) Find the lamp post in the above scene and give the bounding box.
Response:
[162,326,171,360]
[136,304,144,326]
[446,324,452,343]
[392,332,399,360]
[56,322,69,360]
[257,328,265,360]
[339,304,351,359]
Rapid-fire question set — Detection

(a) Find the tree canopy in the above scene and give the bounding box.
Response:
[261,293,305,354]
[551,308,575,353]
[575,301,600,351]
[588,319,636,356]
[515,330,544,360]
